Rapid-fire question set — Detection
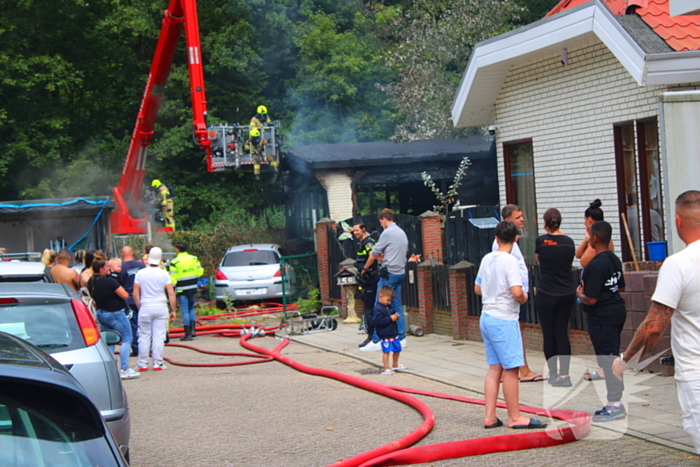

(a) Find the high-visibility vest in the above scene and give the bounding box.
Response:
[169,252,204,293]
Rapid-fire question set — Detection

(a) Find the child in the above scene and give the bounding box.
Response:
[373,285,402,375]
[476,221,547,430]
[576,220,627,422]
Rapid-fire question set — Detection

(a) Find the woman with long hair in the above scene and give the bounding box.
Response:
[535,209,576,387]
[88,256,139,380]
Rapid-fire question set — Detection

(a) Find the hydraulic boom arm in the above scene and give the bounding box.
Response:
[111,0,211,235]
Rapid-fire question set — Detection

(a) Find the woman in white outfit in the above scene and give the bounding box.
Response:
[133,247,177,371]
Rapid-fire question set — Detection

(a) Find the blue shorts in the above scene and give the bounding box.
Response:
[480,313,524,370]
[381,339,402,354]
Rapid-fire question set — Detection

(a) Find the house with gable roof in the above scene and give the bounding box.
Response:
[452,0,700,265]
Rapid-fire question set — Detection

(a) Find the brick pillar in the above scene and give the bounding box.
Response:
[449,261,471,340]
[419,211,443,262]
[315,218,336,305]
[417,260,434,334]
[338,258,356,319]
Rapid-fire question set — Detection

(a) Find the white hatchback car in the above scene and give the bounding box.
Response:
[214,244,290,308]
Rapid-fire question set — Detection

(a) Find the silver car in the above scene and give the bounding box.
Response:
[214,244,290,307]
[0,261,53,283]
[0,283,131,461]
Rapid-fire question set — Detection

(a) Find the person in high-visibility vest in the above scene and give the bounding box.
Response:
[151,180,175,230]
[169,242,204,341]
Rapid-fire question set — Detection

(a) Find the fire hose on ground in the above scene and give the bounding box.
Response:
[161,311,591,466]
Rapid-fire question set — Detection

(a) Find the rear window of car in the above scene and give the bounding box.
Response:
[222,250,279,267]
[0,274,52,283]
[0,380,122,466]
[0,301,84,353]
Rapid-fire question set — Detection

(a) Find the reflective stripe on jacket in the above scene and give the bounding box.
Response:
[169,252,204,293]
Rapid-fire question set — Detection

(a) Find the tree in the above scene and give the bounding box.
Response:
[383,0,524,142]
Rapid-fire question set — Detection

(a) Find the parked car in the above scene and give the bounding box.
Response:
[214,244,291,308]
[0,331,129,466]
[0,283,131,460]
[0,261,53,283]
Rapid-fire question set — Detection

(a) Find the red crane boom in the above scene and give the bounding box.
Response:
[111,0,211,235]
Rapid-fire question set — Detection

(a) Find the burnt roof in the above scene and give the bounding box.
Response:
[286,136,495,172]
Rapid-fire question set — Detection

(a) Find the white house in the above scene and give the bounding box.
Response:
[452,0,700,263]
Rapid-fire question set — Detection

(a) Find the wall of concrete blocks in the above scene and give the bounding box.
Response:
[493,38,699,263]
[314,171,354,222]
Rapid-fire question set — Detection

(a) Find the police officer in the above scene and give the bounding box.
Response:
[169,242,204,341]
[151,180,175,230]
[353,223,379,348]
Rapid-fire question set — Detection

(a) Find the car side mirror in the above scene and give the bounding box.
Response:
[101,330,122,346]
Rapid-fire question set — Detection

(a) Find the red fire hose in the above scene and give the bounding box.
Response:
[163,317,590,465]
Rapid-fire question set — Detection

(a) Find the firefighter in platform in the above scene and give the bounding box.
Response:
[169,242,204,341]
[250,105,271,129]
[151,180,175,231]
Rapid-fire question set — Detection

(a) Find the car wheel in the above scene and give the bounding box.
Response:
[216,300,227,310]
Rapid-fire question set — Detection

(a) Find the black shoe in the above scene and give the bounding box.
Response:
[550,376,572,387]
[358,337,372,348]
[180,324,193,341]
[191,325,197,339]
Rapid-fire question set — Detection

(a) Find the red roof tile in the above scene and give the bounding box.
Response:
[545,0,700,51]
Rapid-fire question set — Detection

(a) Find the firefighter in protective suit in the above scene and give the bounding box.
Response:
[151,180,175,230]
[250,105,271,129]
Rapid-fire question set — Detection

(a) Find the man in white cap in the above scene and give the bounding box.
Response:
[133,247,177,371]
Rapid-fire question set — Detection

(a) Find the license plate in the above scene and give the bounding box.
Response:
[242,288,266,295]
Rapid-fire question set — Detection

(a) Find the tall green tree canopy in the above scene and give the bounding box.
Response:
[0,0,550,228]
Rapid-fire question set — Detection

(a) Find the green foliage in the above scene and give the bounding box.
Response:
[421,156,471,214]
[169,206,285,276]
[295,286,321,314]
[0,0,548,224]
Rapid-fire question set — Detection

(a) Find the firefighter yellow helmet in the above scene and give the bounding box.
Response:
[257,105,268,114]
[250,128,261,137]
[151,179,162,188]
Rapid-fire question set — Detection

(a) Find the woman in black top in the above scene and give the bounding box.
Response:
[535,208,577,387]
[88,257,137,379]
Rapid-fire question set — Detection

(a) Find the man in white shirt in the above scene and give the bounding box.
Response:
[614,190,700,458]
[492,204,543,383]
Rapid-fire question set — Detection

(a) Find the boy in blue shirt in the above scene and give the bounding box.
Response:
[373,286,402,375]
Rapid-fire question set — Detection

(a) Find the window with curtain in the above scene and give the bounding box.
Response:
[613,117,664,262]
[503,140,538,265]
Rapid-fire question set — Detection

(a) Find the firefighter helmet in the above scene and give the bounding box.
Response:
[257,105,268,114]
[250,128,261,137]
[151,179,162,188]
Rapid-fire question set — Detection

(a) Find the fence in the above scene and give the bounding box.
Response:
[463,263,587,331]
[431,263,451,312]
[444,205,500,265]
[280,252,319,309]
[326,214,423,303]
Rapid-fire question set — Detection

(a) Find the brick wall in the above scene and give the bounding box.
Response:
[494,38,698,259]
[621,270,673,376]
[315,218,335,305]
[420,211,443,262]
[416,261,434,334]
[433,309,452,336]
[314,171,353,222]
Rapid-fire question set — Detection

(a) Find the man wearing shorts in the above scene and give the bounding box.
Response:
[614,190,700,458]
[477,221,547,430]
[492,204,543,382]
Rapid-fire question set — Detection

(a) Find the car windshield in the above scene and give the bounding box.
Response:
[222,250,279,267]
[0,302,84,353]
[0,381,122,466]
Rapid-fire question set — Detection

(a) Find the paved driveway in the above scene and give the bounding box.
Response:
[125,335,696,466]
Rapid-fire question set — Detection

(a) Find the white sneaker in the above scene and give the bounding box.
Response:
[359,341,382,352]
[152,364,166,371]
[391,364,406,371]
[120,368,140,380]
[400,338,407,349]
